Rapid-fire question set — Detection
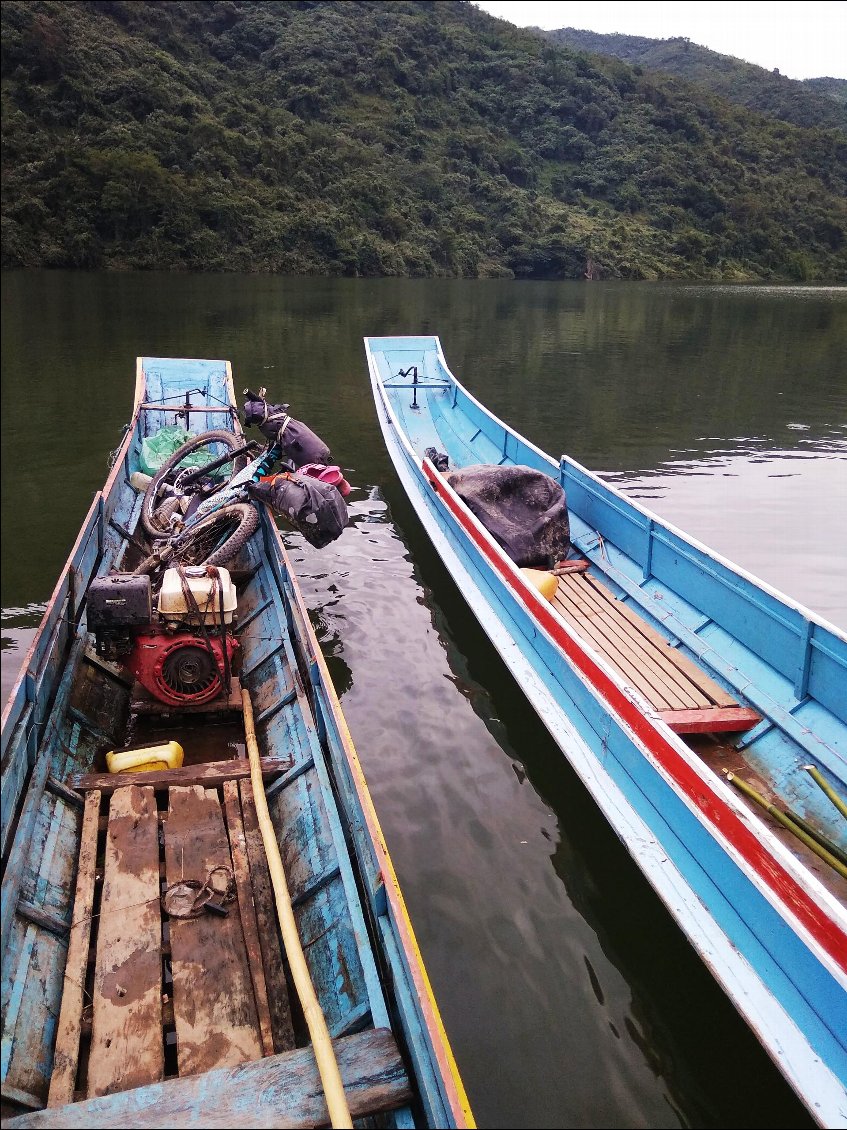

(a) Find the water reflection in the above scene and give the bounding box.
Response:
[606,449,847,627]
[2,273,840,1129]
[1,603,46,704]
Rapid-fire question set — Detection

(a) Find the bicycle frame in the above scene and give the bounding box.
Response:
[185,439,283,527]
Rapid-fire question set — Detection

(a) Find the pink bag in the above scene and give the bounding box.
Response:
[285,463,351,497]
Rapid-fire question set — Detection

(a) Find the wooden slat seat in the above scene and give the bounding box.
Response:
[552,574,761,735]
[68,756,292,796]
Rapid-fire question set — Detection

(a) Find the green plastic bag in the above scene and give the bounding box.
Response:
[139,426,212,476]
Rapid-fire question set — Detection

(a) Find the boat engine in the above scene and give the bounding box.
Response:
[126,628,239,706]
[88,567,240,707]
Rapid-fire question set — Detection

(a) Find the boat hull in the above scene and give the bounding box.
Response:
[1,357,472,1128]
[366,335,847,1127]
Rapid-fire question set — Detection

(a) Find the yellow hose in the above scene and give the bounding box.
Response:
[242,687,354,1129]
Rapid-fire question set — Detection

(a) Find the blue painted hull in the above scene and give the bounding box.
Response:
[1,358,473,1127]
[366,335,847,1128]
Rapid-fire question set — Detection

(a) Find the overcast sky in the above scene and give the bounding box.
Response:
[474,2,847,80]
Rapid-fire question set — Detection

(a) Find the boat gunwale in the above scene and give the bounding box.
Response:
[365,337,847,980]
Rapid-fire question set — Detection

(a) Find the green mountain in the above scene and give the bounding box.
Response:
[539,27,847,132]
[2,0,845,281]
[805,77,847,107]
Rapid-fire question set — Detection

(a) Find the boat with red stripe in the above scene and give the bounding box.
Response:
[365,335,847,1128]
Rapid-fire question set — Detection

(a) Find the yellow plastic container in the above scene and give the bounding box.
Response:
[106,741,184,775]
[520,568,559,603]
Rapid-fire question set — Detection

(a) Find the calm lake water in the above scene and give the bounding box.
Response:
[2,273,846,1128]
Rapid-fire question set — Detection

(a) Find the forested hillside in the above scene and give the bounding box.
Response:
[539,27,847,133]
[805,77,847,107]
[2,0,846,280]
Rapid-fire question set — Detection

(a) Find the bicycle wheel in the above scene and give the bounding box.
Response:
[171,503,260,568]
[140,430,247,538]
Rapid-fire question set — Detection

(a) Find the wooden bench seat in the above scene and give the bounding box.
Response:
[12,1029,411,1128]
[68,756,292,796]
[552,574,761,735]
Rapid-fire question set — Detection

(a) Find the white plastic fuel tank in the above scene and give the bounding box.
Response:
[157,566,237,625]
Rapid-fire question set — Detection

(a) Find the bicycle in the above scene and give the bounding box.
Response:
[134,389,344,581]
[134,431,280,578]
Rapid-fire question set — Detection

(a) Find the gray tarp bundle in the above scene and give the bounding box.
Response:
[445,464,570,567]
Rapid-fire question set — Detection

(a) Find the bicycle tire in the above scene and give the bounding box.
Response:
[140,430,247,538]
[171,503,260,568]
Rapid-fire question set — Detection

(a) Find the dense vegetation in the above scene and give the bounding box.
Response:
[805,78,847,108]
[540,27,847,133]
[2,0,846,281]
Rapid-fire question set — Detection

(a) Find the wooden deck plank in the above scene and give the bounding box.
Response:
[221,779,275,1057]
[87,786,163,1098]
[658,707,763,734]
[553,584,679,709]
[47,790,101,1107]
[583,576,737,706]
[239,778,296,1053]
[563,574,710,708]
[7,1028,412,1129]
[70,756,291,795]
[556,576,705,709]
[163,785,262,1076]
[552,584,667,705]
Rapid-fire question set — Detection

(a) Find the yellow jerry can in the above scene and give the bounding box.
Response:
[106,741,185,774]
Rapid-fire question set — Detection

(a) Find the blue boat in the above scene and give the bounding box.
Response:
[365,335,847,1127]
[1,357,474,1129]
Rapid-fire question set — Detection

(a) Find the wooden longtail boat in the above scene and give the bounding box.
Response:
[1,357,474,1129]
[365,335,847,1127]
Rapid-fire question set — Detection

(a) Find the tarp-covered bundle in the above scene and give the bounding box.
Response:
[445,464,569,567]
[248,472,348,548]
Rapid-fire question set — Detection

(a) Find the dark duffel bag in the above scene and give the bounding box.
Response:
[248,472,348,549]
[243,394,331,468]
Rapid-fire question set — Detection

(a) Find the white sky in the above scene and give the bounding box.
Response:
[473,2,847,80]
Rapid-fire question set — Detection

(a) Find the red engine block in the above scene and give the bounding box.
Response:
[127,629,240,707]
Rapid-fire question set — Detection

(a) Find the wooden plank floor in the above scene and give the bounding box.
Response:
[31,770,416,1127]
[52,771,297,1101]
[87,786,164,1098]
[221,780,275,1057]
[48,791,101,1107]
[239,778,296,1052]
[163,785,263,1076]
[553,574,760,734]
